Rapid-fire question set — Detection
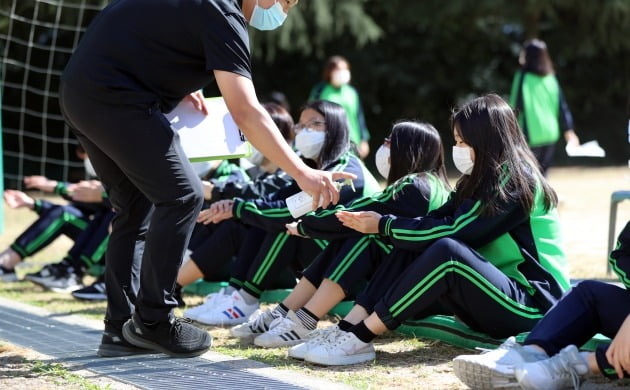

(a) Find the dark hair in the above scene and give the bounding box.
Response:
[451,94,557,216]
[301,100,349,168]
[262,102,294,142]
[266,91,291,112]
[521,39,554,76]
[322,55,349,83]
[387,121,450,188]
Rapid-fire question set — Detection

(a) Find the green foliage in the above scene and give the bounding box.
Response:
[250,0,630,166]
[250,0,382,61]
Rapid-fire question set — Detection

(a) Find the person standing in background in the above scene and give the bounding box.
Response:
[309,56,371,159]
[510,39,580,176]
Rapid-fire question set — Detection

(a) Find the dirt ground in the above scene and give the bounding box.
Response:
[0,165,629,389]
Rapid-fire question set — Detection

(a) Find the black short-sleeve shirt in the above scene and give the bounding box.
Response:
[62,0,251,113]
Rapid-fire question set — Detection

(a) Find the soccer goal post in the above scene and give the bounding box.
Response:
[0,0,106,191]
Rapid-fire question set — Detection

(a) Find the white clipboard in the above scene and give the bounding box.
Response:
[165,97,251,161]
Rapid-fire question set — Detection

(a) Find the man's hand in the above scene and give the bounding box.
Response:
[23,175,58,193]
[183,90,209,115]
[607,313,630,378]
[296,168,356,211]
[335,210,381,234]
[197,199,234,225]
[4,190,35,210]
[68,180,104,203]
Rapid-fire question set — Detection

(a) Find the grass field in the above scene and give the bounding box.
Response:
[0,165,629,389]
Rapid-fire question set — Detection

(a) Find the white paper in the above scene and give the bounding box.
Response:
[565,140,606,158]
[165,97,251,161]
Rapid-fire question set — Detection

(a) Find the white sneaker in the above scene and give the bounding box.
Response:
[183,288,228,321]
[253,310,311,348]
[304,330,375,366]
[515,345,589,390]
[288,325,340,360]
[229,308,279,343]
[195,290,259,326]
[452,337,547,389]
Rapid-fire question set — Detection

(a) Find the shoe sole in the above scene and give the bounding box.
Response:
[254,336,304,348]
[122,321,212,358]
[71,293,107,301]
[288,346,308,360]
[96,343,154,358]
[452,358,520,389]
[0,274,18,282]
[228,328,258,344]
[305,351,375,366]
[26,276,83,293]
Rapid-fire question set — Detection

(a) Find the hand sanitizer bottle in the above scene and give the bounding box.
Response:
[286,179,355,218]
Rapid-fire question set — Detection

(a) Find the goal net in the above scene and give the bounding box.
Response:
[0,0,106,189]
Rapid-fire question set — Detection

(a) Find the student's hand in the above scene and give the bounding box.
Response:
[201,180,214,201]
[607,313,630,378]
[183,90,209,115]
[23,175,57,192]
[285,221,306,237]
[197,199,234,225]
[68,180,104,203]
[564,130,580,147]
[297,168,357,211]
[336,210,381,234]
[3,190,35,210]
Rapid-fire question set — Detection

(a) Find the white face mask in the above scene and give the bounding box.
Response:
[246,146,264,166]
[452,146,474,175]
[84,158,97,178]
[249,0,287,31]
[375,144,390,179]
[295,129,326,159]
[331,69,351,87]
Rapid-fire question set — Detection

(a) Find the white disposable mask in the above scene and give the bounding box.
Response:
[295,129,326,159]
[375,144,391,179]
[249,0,287,31]
[452,146,474,175]
[331,69,351,87]
[84,158,97,178]
[246,146,264,166]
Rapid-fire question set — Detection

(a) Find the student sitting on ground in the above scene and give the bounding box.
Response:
[185,100,379,326]
[229,120,452,349]
[453,220,630,390]
[297,94,570,366]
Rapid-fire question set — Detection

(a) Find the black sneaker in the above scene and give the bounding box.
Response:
[72,276,106,301]
[25,260,83,292]
[0,266,17,282]
[97,321,153,358]
[122,312,212,358]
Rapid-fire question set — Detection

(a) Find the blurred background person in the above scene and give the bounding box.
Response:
[510,39,580,176]
[309,55,371,160]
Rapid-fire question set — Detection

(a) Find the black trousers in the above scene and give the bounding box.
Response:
[236,231,324,298]
[10,200,88,259]
[59,83,204,324]
[363,238,547,338]
[530,143,556,176]
[525,280,630,379]
[302,235,391,297]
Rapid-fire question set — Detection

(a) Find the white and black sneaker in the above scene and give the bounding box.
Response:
[253,310,311,348]
[0,266,17,282]
[229,308,280,343]
[72,276,106,301]
[25,260,83,292]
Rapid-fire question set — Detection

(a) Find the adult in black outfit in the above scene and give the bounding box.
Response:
[59,0,353,358]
